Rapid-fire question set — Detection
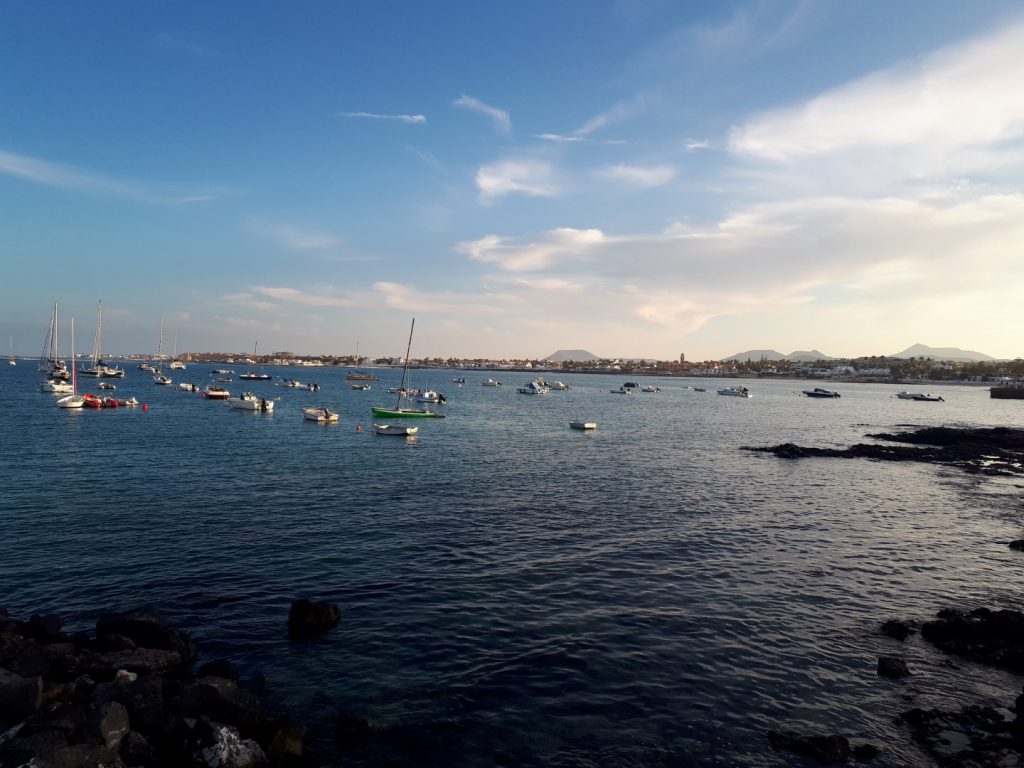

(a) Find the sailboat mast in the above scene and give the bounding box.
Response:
[70,318,76,395]
[395,318,415,410]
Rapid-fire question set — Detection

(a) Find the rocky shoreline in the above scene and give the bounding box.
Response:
[0,602,342,768]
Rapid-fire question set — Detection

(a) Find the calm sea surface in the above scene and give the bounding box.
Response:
[3,363,1024,766]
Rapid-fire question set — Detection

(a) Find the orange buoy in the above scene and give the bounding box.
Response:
[142,404,149,411]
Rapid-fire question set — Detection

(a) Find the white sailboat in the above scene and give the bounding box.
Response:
[153,317,172,385]
[169,334,186,369]
[38,302,70,380]
[7,336,14,365]
[57,319,85,408]
[78,300,125,378]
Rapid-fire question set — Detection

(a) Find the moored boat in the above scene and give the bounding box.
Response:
[204,385,231,400]
[517,378,550,395]
[895,391,944,401]
[482,378,502,387]
[803,387,840,398]
[303,406,338,423]
[56,318,84,409]
[372,319,444,419]
[610,387,635,395]
[351,383,371,390]
[373,423,419,436]
[718,386,751,397]
[569,421,596,430]
[228,392,274,411]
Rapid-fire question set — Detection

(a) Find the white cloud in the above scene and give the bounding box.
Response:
[597,163,676,188]
[458,228,605,272]
[684,138,710,151]
[453,95,511,134]
[251,286,355,307]
[730,21,1024,162]
[0,148,222,204]
[340,111,426,124]
[475,159,558,201]
[534,133,584,143]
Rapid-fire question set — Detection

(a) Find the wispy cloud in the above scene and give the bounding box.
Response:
[533,133,584,143]
[454,95,511,134]
[684,138,711,151]
[251,286,355,308]
[0,149,223,204]
[248,219,339,250]
[475,159,559,202]
[458,228,605,272]
[340,111,427,124]
[597,163,676,188]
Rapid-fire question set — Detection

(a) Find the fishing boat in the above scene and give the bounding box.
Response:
[895,391,944,402]
[371,319,444,419]
[38,302,70,380]
[373,423,419,436]
[517,378,550,395]
[803,387,840,398]
[718,386,751,397]
[569,421,596,430]
[56,319,85,409]
[78,300,125,378]
[304,406,339,423]
[204,385,231,400]
[228,392,274,411]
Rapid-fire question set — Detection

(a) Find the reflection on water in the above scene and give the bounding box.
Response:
[2,365,1023,766]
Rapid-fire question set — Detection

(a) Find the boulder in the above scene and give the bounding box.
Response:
[0,668,43,724]
[877,656,911,678]
[879,619,914,641]
[19,614,65,644]
[86,701,130,750]
[119,730,156,767]
[87,648,184,679]
[921,608,1024,671]
[287,599,341,639]
[51,742,122,768]
[767,730,851,764]
[173,677,264,737]
[95,612,196,663]
[265,718,306,764]
[105,676,165,736]
[188,718,268,768]
[1009,540,1024,552]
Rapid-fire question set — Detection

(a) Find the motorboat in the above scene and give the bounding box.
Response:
[416,389,445,403]
[386,386,420,396]
[895,391,944,401]
[204,385,231,400]
[451,377,467,384]
[641,385,661,393]
[153,372,172,386]
[482,378,502,387]
[569,421,596,430]
[99,382,116,390]
[803,387,840,398]
[623,382,641,390]
[610,387,636,395]
[228,392,274,412]
[138,363,157,373]
[169,360,186,370]
[304,406,339,423]
[178,382,200,392]
[213,369,234,375]
[373,423,419,436]
[718,386,751,397]
[693,387,706,392]
[548,381,570,390]
[345,371,378,381]
[239,372,272,381]
[40,379,74,394]
[517,379,550,395]
[351,383,371,390]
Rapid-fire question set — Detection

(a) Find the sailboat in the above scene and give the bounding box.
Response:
[153,318,172,385]
[169,334,186,369]
[7,336,14,365]
[78,300,125,378]
[38,302,70,380]
[239,340,271,380]
[57,319,85,408]
[346,342,378,381]
[371,319,444,419]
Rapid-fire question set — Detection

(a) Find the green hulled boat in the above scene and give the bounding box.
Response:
[372,318,444,419]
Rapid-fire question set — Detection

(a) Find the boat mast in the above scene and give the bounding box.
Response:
[92,299,102,368]
[395,318,415,410]
[70,318,76,396]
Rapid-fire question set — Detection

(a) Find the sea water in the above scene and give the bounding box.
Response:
[3,364,1023,766]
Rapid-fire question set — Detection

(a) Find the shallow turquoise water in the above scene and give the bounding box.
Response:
[2,364,1023,766]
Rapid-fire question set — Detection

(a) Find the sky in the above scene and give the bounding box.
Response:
[3,1,1024,361]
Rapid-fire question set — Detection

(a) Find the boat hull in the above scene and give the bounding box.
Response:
[991,387,1024,399]
[371,406,443,419]
[373,423,419,436]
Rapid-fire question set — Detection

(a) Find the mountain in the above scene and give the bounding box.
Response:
[723,349,833,362]
[544,349,600,362]
[890,343,995,362]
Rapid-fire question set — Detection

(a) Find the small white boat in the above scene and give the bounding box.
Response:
[228,392,274,412]
[895,391,944,402]
[138,363,156,373]
[517,379,550,395]
[610,387,635,395]
[304,406,338,423]
[482,379,502,387]
[351,383,371,390]
[169,360,186,370]
[57,318,84,408]
[548,381,570,391]
[178,382,200,392]
[98,382,116,390]
[451,377,467,384]
[153,373,172,386]
[718,386,751,397]
[213,369,234,375]
[569,421,596,430]
[641,385,661,393]
[416,388,444,403]
[40,379,74,394]
[373,423,419,436]
[204,385,231,400]
[56,393,85,409]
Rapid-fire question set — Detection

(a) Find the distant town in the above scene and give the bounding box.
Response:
[68,348,1024,385]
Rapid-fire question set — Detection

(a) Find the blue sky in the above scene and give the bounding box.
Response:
[3,1,1024,360]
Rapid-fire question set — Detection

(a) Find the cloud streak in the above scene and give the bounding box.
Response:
[340,111,427,124]
[475,159,558,201]
[454,95,511,134]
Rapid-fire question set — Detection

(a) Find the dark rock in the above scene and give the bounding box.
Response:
[265,718,305,764]
[22,702,86,737]
[15,728,68,763]
[95,612,196,663]
[107,677,164,736]
[852,742,880,761]
[42,643,81,682]
[287,599,341,639]
[173,677,264,737]
[877,655,912,678]
[86,648,184,679]
[921,607,1024,672]
[767,729,851,764]
[51,742,122,768]
[197,658,238,680]
[879,619,914,641]
[187,718,268,768]
[86,701,130,750]
[119,730,156,767]
[7,638,48,678]
[899,704,1018,766]
[335,712,379,748]
[0,631,27,666]
[96,633,137,653]
[1009,540,1024,552]
[0,668,43,724]
[21,614,65,644]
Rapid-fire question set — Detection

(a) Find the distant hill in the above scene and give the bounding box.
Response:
[724,349,833,362]
[890,343,995,362]
[544,349,600,362]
